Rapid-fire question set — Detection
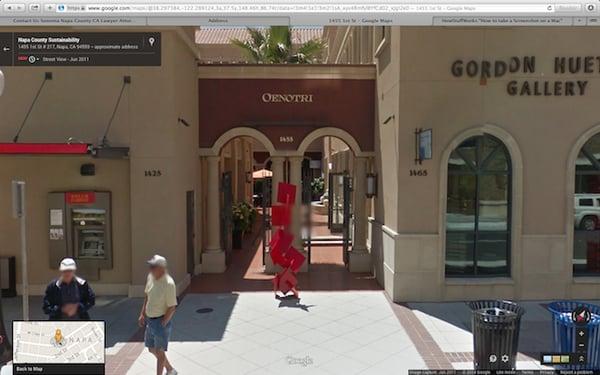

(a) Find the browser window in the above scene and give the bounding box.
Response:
[0,1,599,374]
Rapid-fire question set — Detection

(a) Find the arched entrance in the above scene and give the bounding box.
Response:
[199,128,276,274]
[296,129,374,273]
[197,65,376,275]
[301,135,355,269]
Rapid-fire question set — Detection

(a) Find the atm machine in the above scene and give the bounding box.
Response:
[48,191,113,280]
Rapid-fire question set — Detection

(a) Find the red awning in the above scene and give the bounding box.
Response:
[0,143,90,155]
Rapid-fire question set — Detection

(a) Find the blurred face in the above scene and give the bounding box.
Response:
[61,270,75,283]
[150,266,165,279]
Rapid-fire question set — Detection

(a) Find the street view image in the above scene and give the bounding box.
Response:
[0,1,600,374]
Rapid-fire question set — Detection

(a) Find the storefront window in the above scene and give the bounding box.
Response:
[574,133,600,275]
[446,135,511,277]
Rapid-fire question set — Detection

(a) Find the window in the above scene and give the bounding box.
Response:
[574,133,600,275]
[373,26,390,57]
[445,135,512,277]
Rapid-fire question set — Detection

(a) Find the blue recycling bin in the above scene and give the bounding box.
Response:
[547,301,600,370]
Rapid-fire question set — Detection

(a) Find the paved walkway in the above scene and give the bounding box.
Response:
[126,292,425,374]
[407,301,600,370]
[188,214,379,293]
[2,213,596,373]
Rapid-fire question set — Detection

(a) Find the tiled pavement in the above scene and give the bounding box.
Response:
[187,214,380,294]
[4,292,597,374]
[407,301,600,370]
[3,211,597,373]
[126,291,427,375]
[114,294,586,374]
[1,295,143,347]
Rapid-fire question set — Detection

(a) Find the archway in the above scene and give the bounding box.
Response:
[200,131,275,276]
[300,135,354,269]
[438,124,524,284]
[291,130,374,273]
[567,123,600,277]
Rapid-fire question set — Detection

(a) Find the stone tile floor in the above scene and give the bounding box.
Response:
[2,293,599,374]
[126,291,426,375]
[2,214,598,374]
[1,295,143,347]
[408,300,600,370]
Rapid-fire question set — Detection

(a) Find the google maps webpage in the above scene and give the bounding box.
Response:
[1,0,600,374]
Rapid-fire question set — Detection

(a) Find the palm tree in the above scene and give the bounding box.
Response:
[231,26,325,64]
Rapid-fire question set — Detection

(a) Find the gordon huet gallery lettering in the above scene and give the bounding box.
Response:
[261,93,314,103]
[450,56,600,96]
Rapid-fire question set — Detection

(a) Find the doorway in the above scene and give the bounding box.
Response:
[301,136,355,268]
[185,191,195,275]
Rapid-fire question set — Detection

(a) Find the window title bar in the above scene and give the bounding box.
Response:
[0,0,598,26]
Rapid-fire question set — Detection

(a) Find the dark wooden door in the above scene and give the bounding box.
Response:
[186,191,195,275]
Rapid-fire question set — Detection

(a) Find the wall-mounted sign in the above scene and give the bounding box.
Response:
[414,128,432,165]
[65,191,96,204]
[144,169,162,177]
[419,129,432,161]
[50,209,63,226]
[49,228,64,240]
[409,169,428,177]
[261,93,314,103]
[450,56,598,96]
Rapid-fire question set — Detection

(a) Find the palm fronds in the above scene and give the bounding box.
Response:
[230,27,325,64]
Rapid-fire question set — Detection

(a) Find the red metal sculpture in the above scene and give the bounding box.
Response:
[270,182,306,298]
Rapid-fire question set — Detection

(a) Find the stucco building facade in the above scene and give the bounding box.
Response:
[2,26,600,302]
[327,26,600,301]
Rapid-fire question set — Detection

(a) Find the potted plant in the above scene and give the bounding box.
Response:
[311,176,325,201]
[232,202,257,249]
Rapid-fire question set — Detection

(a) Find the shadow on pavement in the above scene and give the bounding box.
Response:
[276,295,315,312]
[1,295,144,348]
[405,300,600,358]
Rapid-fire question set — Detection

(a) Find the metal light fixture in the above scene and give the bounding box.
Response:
[177,117,190,127]
[0,68,4,96]
[366,173,377,198]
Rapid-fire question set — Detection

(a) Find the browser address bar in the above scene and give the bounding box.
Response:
[59,3,557,14]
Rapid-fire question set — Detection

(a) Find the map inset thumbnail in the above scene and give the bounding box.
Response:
[13,321,105,364]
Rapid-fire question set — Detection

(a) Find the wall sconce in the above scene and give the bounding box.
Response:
[177,117,190,127]
[0,68,4,96]
[246,171,253,183]
[366,173,377,198]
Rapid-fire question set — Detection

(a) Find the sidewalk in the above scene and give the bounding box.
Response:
[406,300,600,370]
[1,215,597,374]
[1,295,143,347]
[125,291,426,375]
[104,293,599,373]
[2,293,599,373]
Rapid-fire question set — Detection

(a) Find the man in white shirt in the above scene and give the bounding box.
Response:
[138,255,178,375]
